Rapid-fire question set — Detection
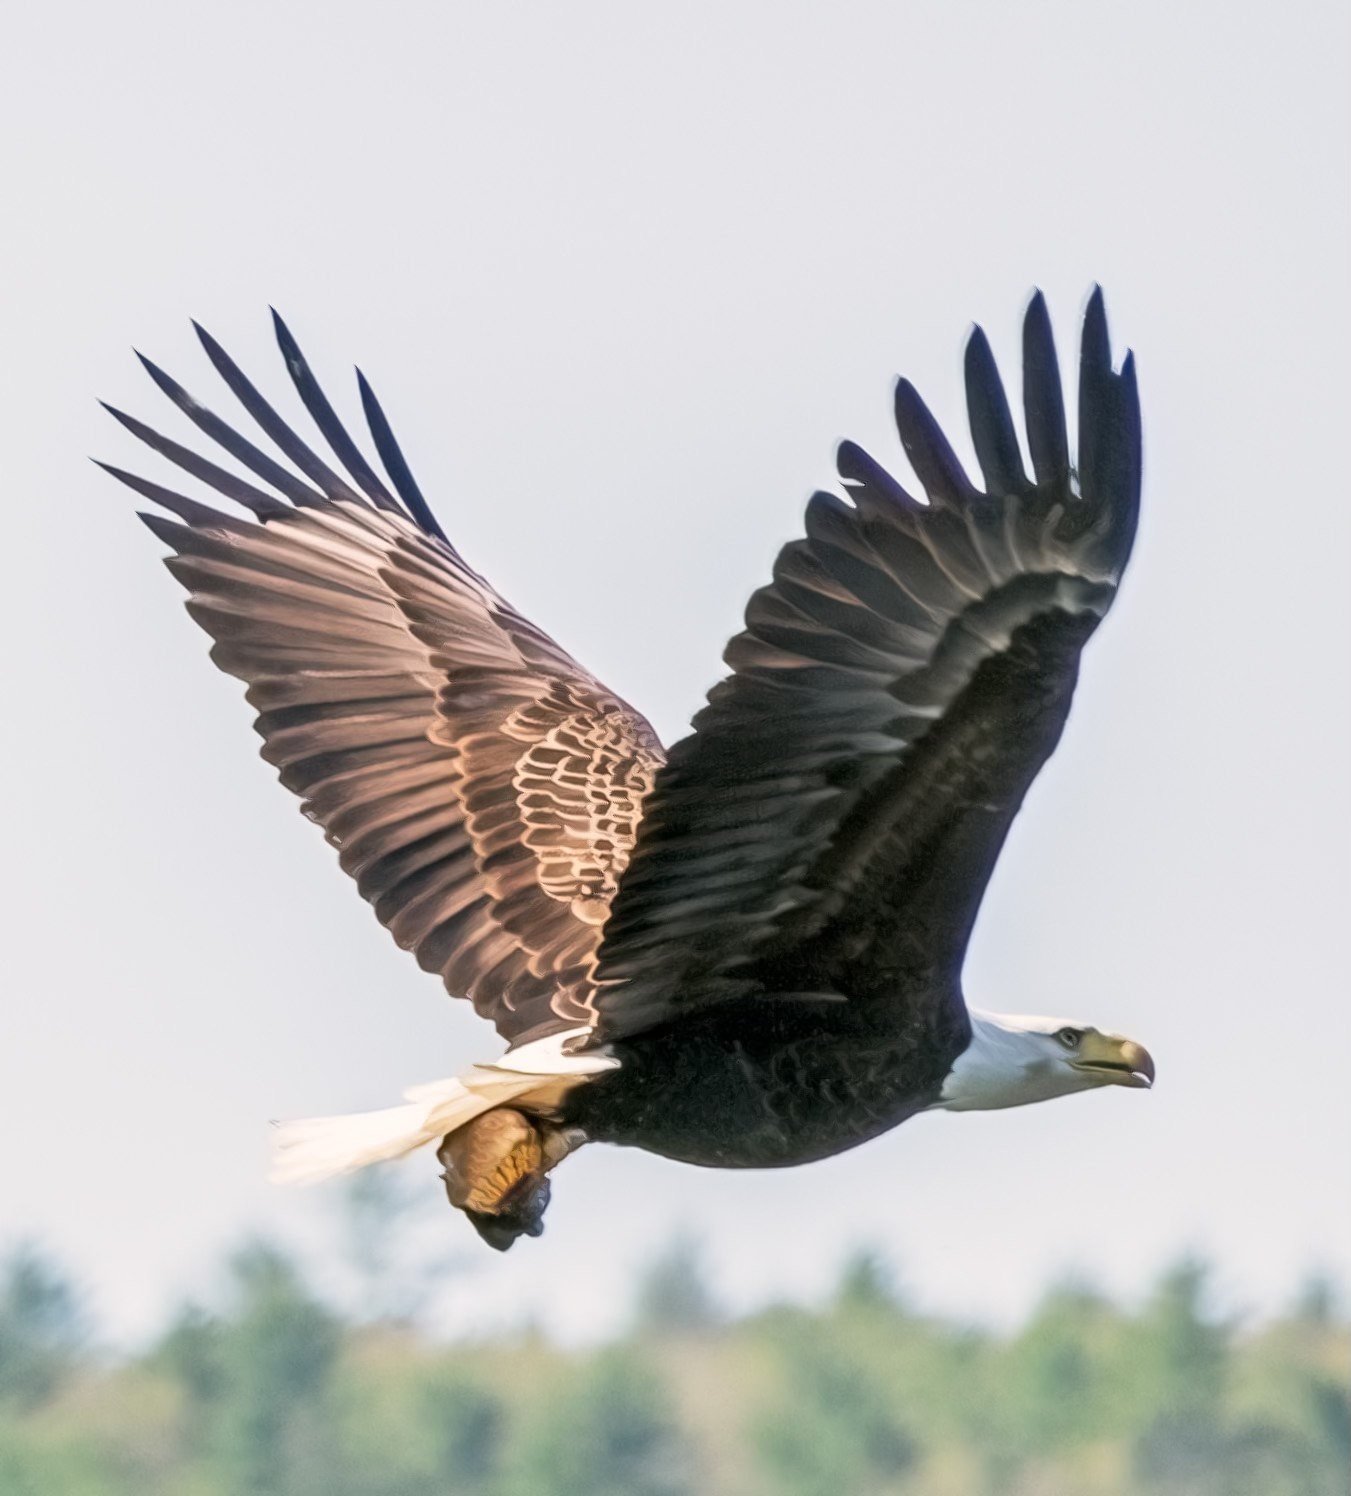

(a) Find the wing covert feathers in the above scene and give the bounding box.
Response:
[593,289,1140,1040]
[101,319,663,1044]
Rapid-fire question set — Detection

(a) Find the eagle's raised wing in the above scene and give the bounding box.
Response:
[593,291,1139,1041]
[101,316,663,1044]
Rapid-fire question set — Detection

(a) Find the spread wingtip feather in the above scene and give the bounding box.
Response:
[963,324,1028,496]
[355,367,450,542]
[1021,292,1070,493]
[892,378,978,506]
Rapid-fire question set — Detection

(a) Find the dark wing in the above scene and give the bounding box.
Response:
[594,290,1140,1041]
[100,316,664,1044]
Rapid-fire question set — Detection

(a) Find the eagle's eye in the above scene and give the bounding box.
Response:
[1055,1027,1082,1049]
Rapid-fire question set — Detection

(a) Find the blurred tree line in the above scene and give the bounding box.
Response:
[0,1205,1345,1496]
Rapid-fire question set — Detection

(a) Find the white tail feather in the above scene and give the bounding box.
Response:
[269,1028,617,1186]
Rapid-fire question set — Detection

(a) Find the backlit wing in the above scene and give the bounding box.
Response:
[101,316,663,1044]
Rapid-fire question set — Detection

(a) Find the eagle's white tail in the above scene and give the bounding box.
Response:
[269,1028,618,1185]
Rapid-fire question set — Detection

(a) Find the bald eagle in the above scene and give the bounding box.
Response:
[102,290,1152,1250]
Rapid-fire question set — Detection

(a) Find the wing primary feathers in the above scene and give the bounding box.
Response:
[836,438,920,509]
[138,508,211,551]
[1079,285,1111,379]
[1075,286,1113,515]
[1099,347,1142,555]
[1117,350,1142,496]
[270,309,406,517]
[93,458,256,533]
[963,326,1028,496]
[1067,290,1141,562]
[134,352,327,510]
[356,368,450,544]
[1021,290,1071,495]
[892,378,978,505]
[99,402,291,519]
[191,322,365,506]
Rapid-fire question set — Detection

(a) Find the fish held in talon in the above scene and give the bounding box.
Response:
[105,288,1149,1247]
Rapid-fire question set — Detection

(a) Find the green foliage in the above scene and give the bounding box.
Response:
[0,1242,86,1411]
[834,1246,905,1315]
[999,1277,1123,1450]
[502,1348,692,1496]
[1293,1271,1341,1328]
[0,1235,1346,1496]
[210,1241,342,1496]
[1132,1256,1230,1423]
[329,1351,506,1496]
[632,1235,721,1333]
[335,1166,466,1327]
[752,1333,915,1496]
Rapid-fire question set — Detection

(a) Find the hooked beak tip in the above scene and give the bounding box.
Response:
[1127,1043,1156,1088]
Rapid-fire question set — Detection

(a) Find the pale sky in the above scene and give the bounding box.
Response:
[2,0,1348,1343]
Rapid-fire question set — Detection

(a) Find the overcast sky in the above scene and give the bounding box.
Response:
[3,0,1348,1343]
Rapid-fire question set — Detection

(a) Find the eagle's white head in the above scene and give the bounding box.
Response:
[933,1009,1155,1112]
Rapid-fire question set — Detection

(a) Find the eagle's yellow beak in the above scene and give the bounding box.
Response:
[1070,1032,1155,1089]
